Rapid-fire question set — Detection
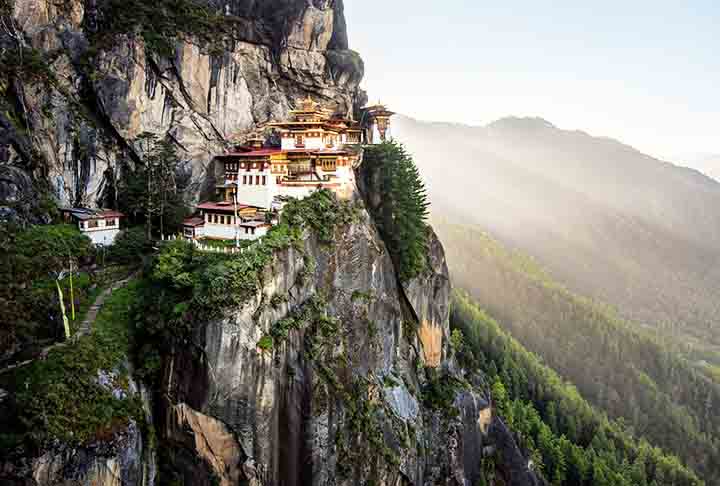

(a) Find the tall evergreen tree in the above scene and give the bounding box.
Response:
[363,141,429,281]
[118,132,189,238]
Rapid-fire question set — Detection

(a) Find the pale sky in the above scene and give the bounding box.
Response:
[344,1,719,160]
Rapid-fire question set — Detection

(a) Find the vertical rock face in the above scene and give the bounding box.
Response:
[1,0,365,212]
[402,227,452,368]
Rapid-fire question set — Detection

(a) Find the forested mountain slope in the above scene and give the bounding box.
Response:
[394,115,720,362]
[436,219,720,484]
[451,291,703,486]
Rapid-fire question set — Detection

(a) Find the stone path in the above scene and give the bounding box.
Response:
[0,274,136,376]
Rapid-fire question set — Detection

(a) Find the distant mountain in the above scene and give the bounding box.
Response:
[673,153,720,182]
[394,114,720,362]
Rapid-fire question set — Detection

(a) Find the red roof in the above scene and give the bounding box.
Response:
[220,148,284,157]
[97,210,124,218]
[218,148,349,158]
[197,202,257,213]
[61,208,124,220]
[182,217,205,227]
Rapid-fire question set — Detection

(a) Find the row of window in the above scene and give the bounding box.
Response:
[239,175,268,186]
[292,135,338,146]
[80,218,117,229]
[207,214,235,225]
[320,160,337,170]
[224,162,271,171]
[225,165,290,180]
[205,214,259,234]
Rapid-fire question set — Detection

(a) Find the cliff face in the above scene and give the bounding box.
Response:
[151,182,542,485]
[160,203,453,485]
[1,0,364,216]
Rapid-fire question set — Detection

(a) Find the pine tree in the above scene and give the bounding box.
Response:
[119,132,188,238]
[363,141,430,281]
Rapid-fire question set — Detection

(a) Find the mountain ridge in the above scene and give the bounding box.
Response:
[394,113,720,362]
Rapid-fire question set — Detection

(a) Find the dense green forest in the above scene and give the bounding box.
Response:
[452,292,703,486]
[436,220,720,484]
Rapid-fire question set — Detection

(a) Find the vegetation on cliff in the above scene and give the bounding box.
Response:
[0,282,144,453]
[90,0,241,56]
[452,291,703,486]
[363,141,430,281]
[0,224,95,361]
[132,190,361,381]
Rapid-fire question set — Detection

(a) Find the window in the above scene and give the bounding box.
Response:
[243,175,247,185]
[256,175,260,185]
[262,176,267,185]
[106,218,116,227]
[249,176,253,185]
[295,135,304,147]
[88,220,99,228]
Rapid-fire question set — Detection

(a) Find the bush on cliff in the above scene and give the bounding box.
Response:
[362,141,429,282]
[131,190,361,382]
[108,226,154,264]
[1,224,95,360]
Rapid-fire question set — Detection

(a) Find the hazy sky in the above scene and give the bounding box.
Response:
[345,1,719,160]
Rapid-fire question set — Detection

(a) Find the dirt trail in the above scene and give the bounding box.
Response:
[0,275,135,376]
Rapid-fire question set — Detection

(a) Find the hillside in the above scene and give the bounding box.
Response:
[436,219,720,483]
[451,291,703,486]
[394,115,720,362]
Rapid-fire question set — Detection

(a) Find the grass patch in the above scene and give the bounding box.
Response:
[9,281,143,448]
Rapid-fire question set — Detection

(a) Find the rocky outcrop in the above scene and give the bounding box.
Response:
[2,0,365,210]
[1,374,156,486]
[402,227,451,368]
[30,421,148,486]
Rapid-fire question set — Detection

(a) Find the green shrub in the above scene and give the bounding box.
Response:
[7,282,143,448]
[1,224,95,357]
[108,226,153,263]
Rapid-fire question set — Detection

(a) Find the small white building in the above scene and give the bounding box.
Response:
[61,208,124,246]
[182,216,205,240]
[188,202,271,241]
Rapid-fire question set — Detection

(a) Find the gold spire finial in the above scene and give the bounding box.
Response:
[298,95,317,112]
